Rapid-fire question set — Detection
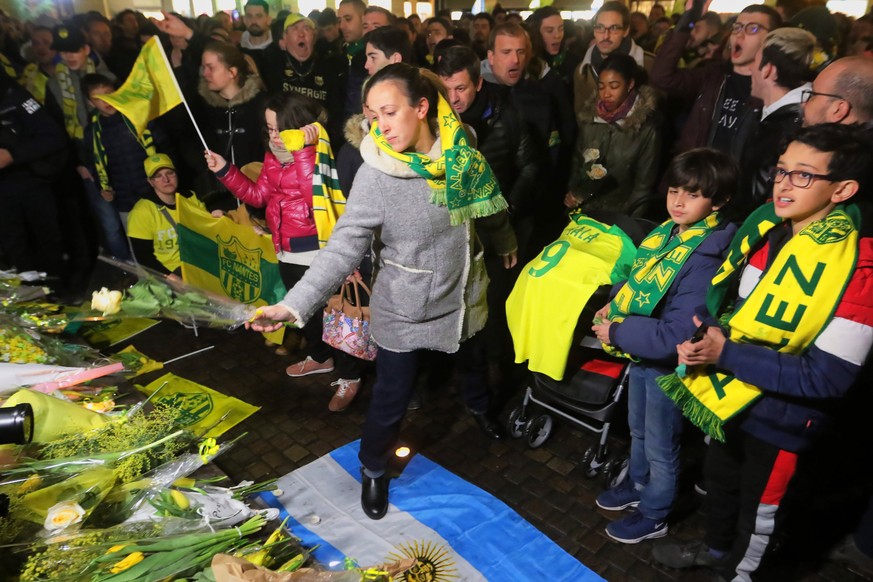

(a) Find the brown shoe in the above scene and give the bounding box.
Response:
[328,378,361,412]
[286,356,335,377]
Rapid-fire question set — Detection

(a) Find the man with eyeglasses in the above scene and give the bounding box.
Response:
[739,28,816,213]
[573,1,655,116]
[128,154,217,275]
[802,56,873,127]
[651,1,781,158]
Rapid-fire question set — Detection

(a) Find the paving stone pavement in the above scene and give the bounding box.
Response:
[112,320,867,582]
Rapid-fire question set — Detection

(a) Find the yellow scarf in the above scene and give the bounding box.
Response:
[369,92,507,225]
[657,203,860,441]
[55,60,95,140]
[279,122,346,247]
[20,63,50,104]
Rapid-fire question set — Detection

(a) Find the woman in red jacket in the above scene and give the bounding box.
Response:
[206,92,365,411]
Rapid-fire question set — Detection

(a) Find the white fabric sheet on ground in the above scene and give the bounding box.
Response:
[259,440,602,581]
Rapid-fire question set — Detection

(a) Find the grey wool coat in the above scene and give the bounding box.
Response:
[279,131,517,354]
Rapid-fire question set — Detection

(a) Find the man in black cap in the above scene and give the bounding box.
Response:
[46,24,129,261]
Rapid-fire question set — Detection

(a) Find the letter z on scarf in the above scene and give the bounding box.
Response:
[657,203,860,441]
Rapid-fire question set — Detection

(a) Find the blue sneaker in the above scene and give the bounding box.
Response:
[606,509,668,544]
[595,478,640,511]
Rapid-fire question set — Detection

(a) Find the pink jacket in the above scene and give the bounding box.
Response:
[218,147,317,253]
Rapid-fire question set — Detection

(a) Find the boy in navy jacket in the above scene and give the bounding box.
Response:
[653,123,873,580]
[592,148,739,544]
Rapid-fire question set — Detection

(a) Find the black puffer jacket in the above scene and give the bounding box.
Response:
[459,83,544,218]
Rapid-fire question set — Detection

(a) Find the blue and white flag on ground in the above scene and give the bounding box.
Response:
[259,440,602,581]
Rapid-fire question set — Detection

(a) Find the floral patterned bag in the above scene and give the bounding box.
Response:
[322,280,377,361]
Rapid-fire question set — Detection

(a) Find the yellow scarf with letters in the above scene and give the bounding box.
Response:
[657,203,859,441]
[55,60,95,140]
[603,212,722,360]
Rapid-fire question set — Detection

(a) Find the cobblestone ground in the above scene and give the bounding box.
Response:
[109,317,868,582]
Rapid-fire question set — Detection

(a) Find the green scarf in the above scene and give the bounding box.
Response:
[56,60,95,140]
[603,212,722,359]
[369,92,508,225]
[91,110,156,193]
[657,203,860,441]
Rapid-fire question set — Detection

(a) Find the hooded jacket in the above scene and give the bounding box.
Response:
[569,85,661,218]
[279,129,516,353]
[574,39,655,118]
[217,146,317,254]
[196,73,267,169]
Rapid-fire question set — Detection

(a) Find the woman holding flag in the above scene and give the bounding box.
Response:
[205,91,365,413]
[249,64,517,520]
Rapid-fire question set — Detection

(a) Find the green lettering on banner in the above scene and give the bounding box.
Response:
[708,373,731,400]
[773,256,825,296]
[756,293,807,332]
[528,240,570,278]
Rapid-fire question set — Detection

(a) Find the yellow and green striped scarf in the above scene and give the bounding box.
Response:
[603,212,722,360]
[55,60,95,141]
[280,122,346,247]
[657,203,860,441]
[369,92,508,225]
[91,110,156,193]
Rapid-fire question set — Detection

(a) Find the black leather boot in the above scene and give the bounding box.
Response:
[470,409,504,439]
[361,470,389,520]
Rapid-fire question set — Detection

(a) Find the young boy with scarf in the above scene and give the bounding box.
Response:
[591,148,739,544]
[652,123,873,579]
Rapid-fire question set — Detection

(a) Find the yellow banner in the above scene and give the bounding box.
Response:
[94,36,183,136]
[137,372,259,438]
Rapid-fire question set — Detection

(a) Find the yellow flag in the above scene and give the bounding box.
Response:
[94,36,182,136]
[137,373,259,438]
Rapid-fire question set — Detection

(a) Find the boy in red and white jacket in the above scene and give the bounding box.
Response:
[653,123,873,580]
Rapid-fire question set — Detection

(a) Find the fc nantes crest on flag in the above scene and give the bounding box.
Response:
[177,195,286,316]
[93,36,182,136]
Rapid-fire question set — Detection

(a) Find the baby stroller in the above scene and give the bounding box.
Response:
[506,211,656,489]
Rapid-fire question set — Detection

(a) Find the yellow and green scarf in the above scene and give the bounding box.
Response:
[91,110,156,193]
[657,203,860,441]
[369,92,508,225]
[280,122,346,247]
[56,60,95,141]
[19,63,50,104]
[603,212,722,360]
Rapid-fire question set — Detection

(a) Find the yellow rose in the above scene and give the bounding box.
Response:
[44,501,85,532]
[110,551,144,573]
[587,163,608,180]
[279,129,306,152]
[90,287,122,316]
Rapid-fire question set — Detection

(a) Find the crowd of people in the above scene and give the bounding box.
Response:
[2,0,873,578]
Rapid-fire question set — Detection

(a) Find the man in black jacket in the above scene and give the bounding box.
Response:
[0,71,66,277]
[437,45,544,382]
[740,27,816,217]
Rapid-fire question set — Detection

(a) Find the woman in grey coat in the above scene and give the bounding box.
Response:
[251,64,517,520]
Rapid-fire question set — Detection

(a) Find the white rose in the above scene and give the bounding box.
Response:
[583,148,600,164]
[44,501,85,532]
[91,287,122,316]
[587,163,608,180]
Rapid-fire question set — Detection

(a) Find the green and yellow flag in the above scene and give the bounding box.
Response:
[137,373,259,438]
[93,36,182,136]
[176,196,286,343]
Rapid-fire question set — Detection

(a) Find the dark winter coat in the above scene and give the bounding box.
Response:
[609,222,738,371]
[217,146,317,254]
[196,74,266,170]
[738,102,802,215]
[460,83,544,217]
[650,29,760,158]
[83,113,170,212]
[569,85,662,218]
[0,79,68,190]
